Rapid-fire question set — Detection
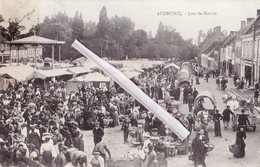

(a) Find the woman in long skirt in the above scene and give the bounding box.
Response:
[233,127,246,158]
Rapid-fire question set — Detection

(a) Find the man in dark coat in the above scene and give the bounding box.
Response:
[187,93,195,113]
[213,109,223,137]
[193,88,199,99]
[222,105,234,130]
[191,132,207,167]
[183,87,189,104]
[186,113,194,135]
[93,122,104,145]
[238,109,250,128]
[145,112,153,133]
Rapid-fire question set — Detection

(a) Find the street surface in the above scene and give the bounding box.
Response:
[82,77,260,167]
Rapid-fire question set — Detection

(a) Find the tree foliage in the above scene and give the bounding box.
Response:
[0,6,198,60]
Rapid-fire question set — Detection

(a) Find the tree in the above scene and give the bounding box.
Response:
[3,18,25,41]
[72,11,84,40]
[0,15,7,41]
[84,21,96,38]
[110,15,135,59]
[39,12,73,60]
[96,6,111,39]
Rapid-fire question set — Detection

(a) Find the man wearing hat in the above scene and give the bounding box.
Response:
[222,105,234,130]
[27,123,41,150]
[144,111,153,133]
[187,92,195,113]
[135,124,144,144]
[40,133,57,166]
[28,143,40,161]
[88,151,105,167]
[191,131,207,167]
[93,121,104,145]
[142,133,152,153]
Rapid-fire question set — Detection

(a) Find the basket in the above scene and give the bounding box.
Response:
[229,144,239,154]
[205,144,215,152]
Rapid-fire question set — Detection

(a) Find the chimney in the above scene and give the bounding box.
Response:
[213,26,221,33]
[257,9,260,16]
[247,17,255,24]
[241,20,246,29]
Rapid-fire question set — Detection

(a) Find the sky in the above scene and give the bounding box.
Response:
[1,0,260,42]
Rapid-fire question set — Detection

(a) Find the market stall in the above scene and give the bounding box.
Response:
[66,72,111,94]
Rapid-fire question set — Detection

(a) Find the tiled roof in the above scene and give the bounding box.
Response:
[202,41,219,54]
[244,16,260,35]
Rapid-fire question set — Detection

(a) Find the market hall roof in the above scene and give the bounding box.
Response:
[4,35,65,45]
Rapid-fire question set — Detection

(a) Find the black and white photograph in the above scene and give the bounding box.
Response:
[0,0,260,166]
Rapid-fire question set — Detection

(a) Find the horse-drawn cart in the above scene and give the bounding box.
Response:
[193,91,217,130]
[231,100,257,132]
[223,94,258,132]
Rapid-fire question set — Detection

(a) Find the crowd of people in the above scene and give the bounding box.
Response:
[0,75,143,167]
[0,61,253,167]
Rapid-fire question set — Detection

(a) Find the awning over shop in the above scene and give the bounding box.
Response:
[69,72,110,82]
[0,65,36,82]
[122,71,141,79]
[66,67,91,76]
[27,69,73,80]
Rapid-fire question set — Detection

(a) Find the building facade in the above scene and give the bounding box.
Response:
[1,44,43,63]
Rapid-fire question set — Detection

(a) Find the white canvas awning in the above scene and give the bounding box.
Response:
[26,69,73,80]
[69,72,110,82]
[67,67,91,75]
[122,71,141,79]
[0,65,36,82]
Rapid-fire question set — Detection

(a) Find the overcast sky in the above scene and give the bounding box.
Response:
[1,0,260,41]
